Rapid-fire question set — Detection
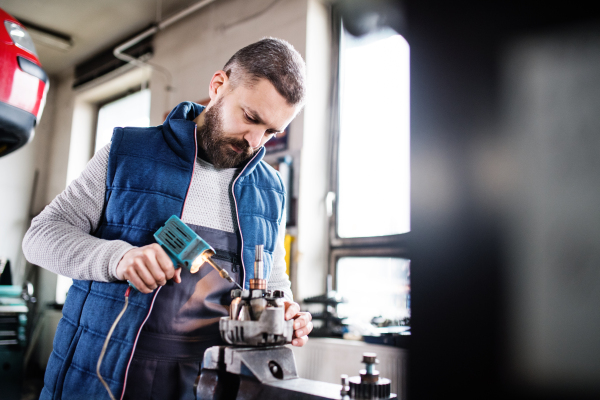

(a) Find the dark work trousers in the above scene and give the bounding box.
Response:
[123,224,241,400]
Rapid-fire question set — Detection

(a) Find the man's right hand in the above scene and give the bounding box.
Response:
[116,243,182,293]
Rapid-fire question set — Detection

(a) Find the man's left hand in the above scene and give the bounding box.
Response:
[284,301,313,347]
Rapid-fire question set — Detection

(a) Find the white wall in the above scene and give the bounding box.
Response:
[0,78,56,287]
[43,71,77,207]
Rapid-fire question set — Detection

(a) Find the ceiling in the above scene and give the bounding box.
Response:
[1,0,212,76]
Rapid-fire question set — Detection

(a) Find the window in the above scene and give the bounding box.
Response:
[336,253,410,323]
[94,87,151,153]
[329,17,410,327]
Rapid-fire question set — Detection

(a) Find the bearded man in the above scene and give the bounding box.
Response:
[23,37,312,400]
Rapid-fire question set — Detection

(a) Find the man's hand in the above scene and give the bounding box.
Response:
[116,243,182,294]
[284,301,313,347]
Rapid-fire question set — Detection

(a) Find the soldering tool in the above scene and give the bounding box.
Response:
[153,215,242,289]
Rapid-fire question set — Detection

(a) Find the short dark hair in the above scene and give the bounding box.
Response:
[223,37,306,106]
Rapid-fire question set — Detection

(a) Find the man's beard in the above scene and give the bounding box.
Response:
[196,99,257,168]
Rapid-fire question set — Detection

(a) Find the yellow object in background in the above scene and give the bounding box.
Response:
[284,233,294,277]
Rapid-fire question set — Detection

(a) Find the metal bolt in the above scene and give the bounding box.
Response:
[268,361,284,379]
[362,352,379,375]
[340,374,349,395]
[362,352,377,364]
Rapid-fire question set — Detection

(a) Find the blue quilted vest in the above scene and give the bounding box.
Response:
[40,102,285,400]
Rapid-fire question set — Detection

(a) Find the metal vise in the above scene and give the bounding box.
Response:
[195,346,344,400]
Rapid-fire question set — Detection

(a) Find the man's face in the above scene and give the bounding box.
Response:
[197,77,298,169]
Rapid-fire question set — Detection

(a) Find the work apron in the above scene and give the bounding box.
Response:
[123,224,242,400]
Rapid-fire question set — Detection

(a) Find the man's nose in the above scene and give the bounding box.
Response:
[244,128,264,149]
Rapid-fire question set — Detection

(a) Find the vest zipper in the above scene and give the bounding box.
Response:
[231,149,263,289]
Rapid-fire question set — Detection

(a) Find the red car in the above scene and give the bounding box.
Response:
[0,8,48,157]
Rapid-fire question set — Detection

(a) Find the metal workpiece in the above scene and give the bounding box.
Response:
[220,244,292,346]
[254,244,264,278]
[250,297,268,321]
[230,297,242,320]
[249,278,267,290]
[220,306,293,346]
[221,287,292,346]
[255,244,264,262]
[238,304,252,321]
[231,289,250,298]
[271,297,284,308]
[250,244,266,290]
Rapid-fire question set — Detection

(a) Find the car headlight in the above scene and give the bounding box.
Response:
[4,20,38,57]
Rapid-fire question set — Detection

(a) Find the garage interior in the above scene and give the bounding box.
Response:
[1,0,600,399]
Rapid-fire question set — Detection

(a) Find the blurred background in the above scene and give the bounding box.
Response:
[0,0,599,399]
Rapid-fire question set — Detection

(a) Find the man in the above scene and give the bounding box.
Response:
[23,38,313,400]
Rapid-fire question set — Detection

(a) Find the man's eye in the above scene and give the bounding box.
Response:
[244,113,257,123]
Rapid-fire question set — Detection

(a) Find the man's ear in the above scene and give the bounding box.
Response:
[208,70,228,101]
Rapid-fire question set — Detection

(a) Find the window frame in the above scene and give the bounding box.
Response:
[327,7,410,287]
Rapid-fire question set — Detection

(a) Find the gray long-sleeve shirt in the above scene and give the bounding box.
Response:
[23,143,292,300]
